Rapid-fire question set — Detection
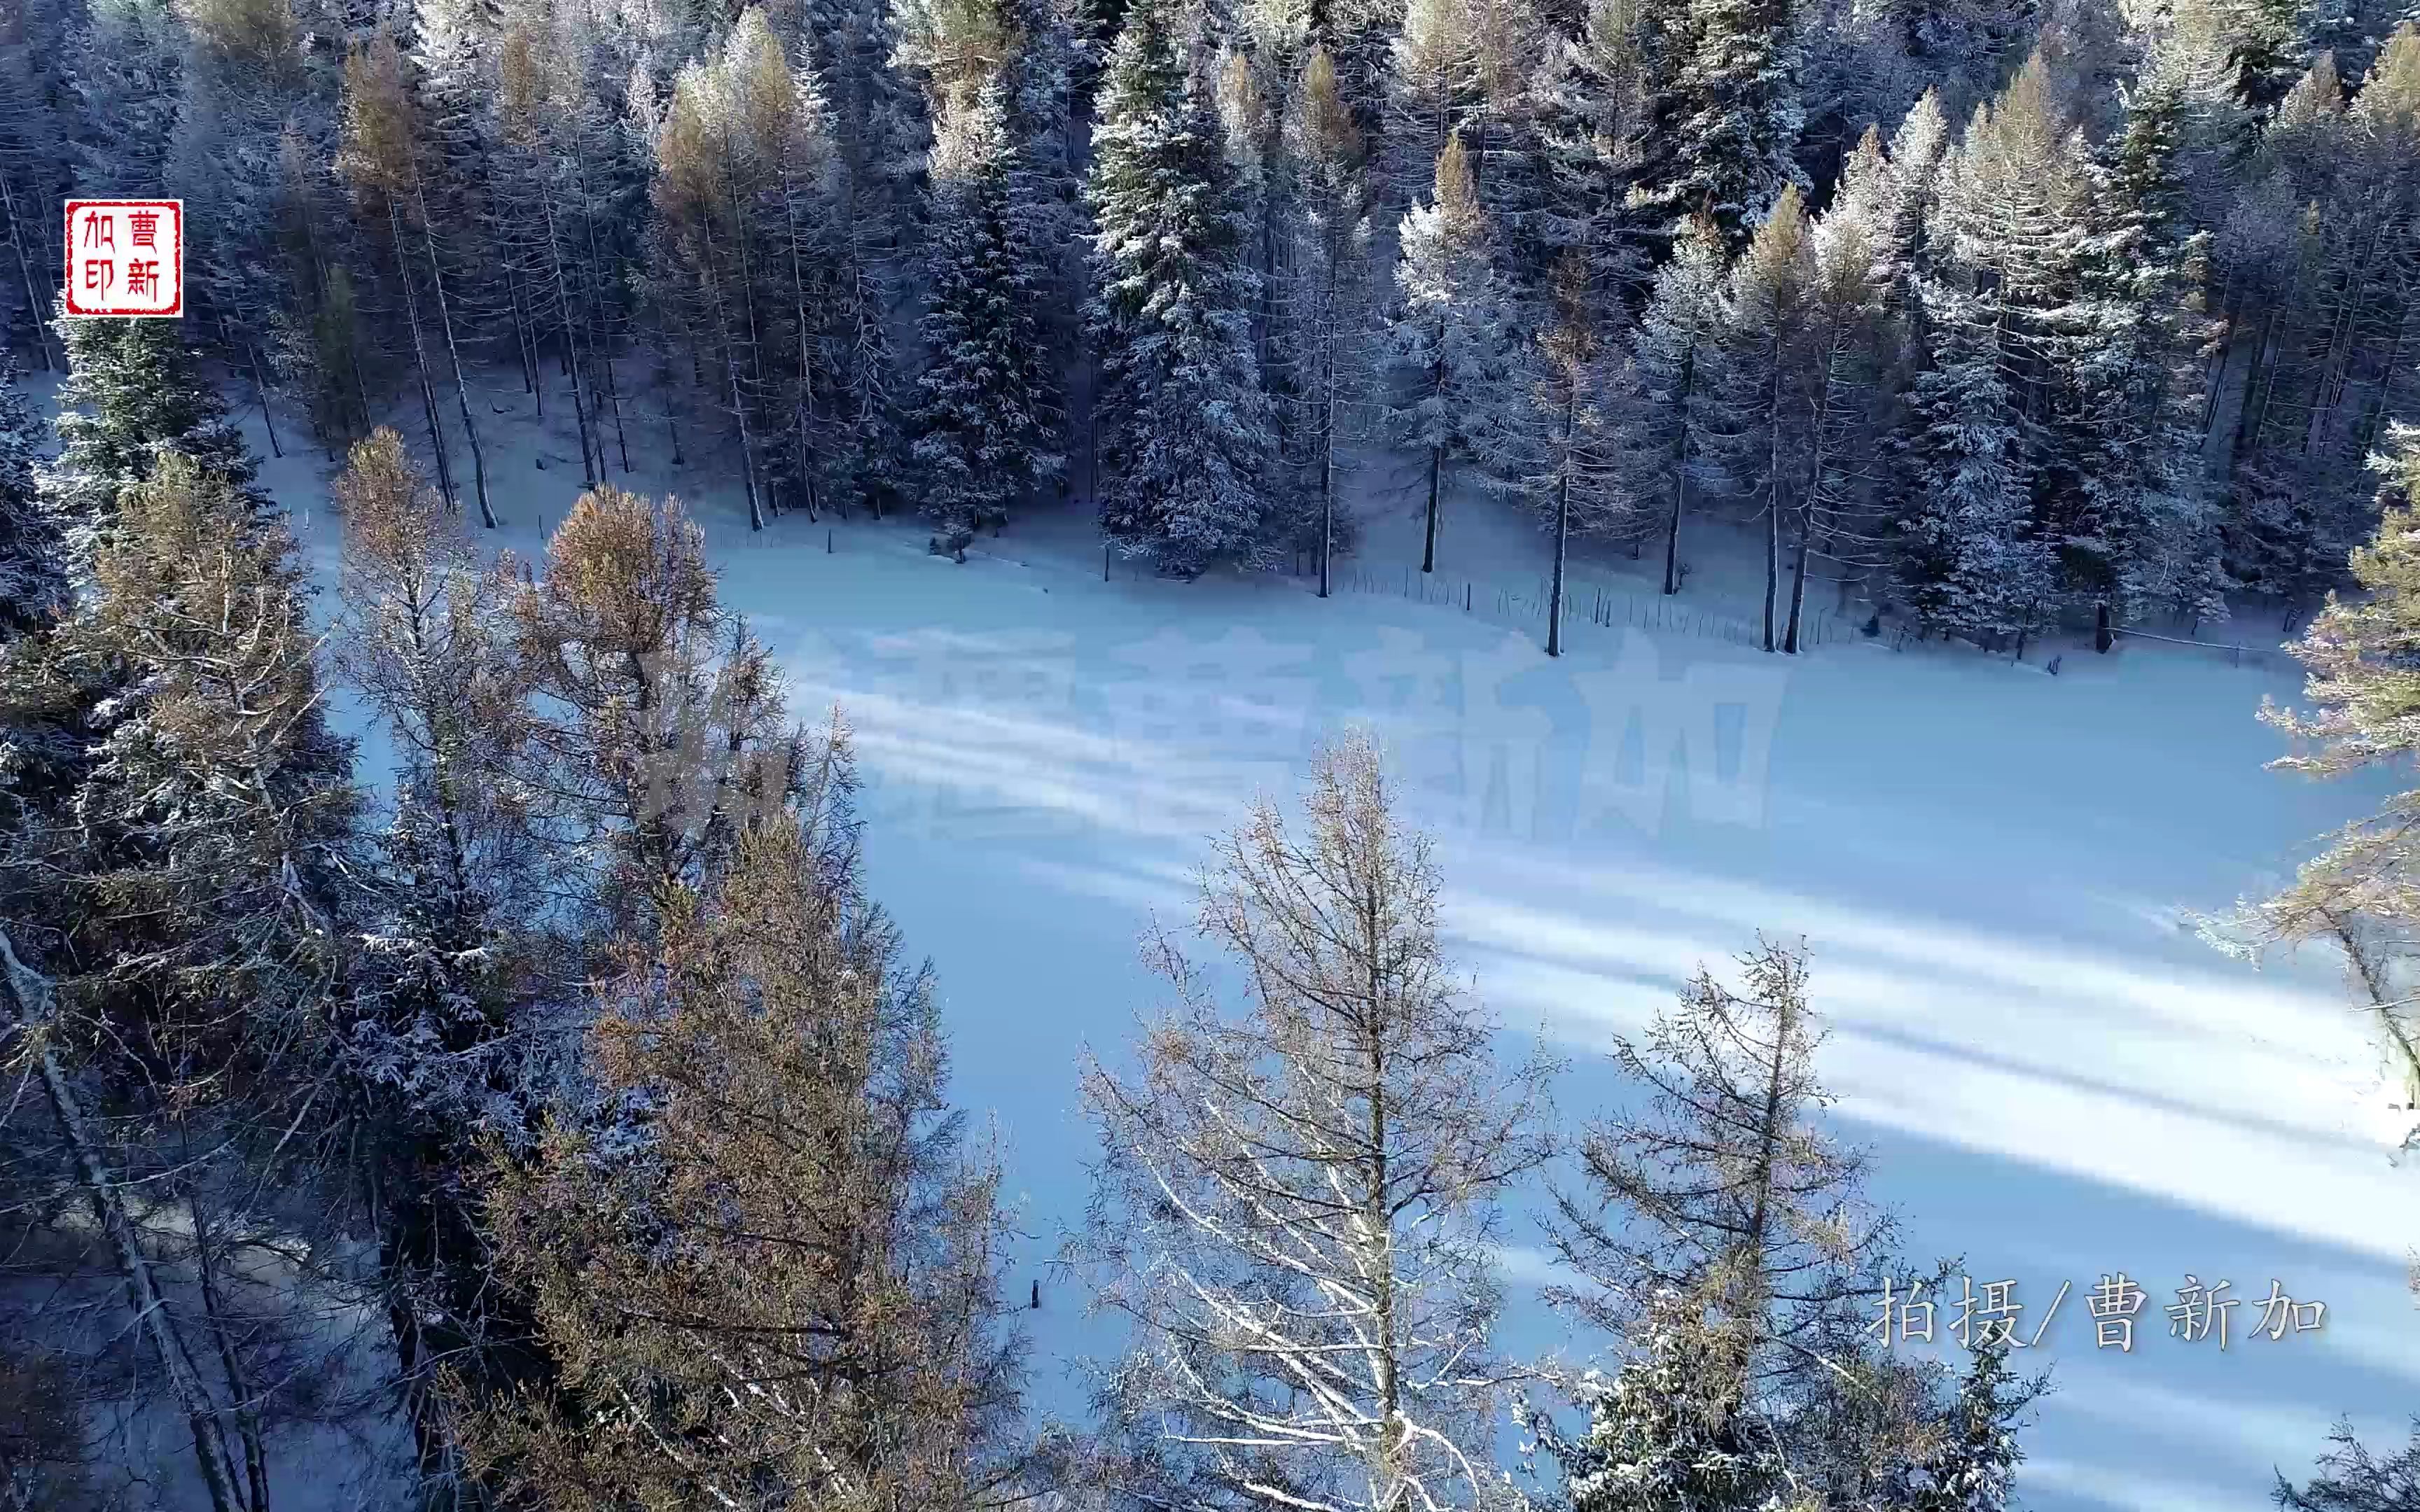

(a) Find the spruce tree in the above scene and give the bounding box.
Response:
[1386,134,1520,575]
[1893,295,2048,643]
[913,76,1064,556]
[41,314,265,570]
[1535,1282,1780,1512]
[1643,0,1805,248]
[1085,0,1281,576]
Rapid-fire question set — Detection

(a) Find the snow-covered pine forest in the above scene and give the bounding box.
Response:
[7,0,2420,1505]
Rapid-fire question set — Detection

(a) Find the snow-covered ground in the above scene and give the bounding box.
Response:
[225,368,2420,1512]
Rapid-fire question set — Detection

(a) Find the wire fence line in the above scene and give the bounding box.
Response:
[1316,559,1856,652]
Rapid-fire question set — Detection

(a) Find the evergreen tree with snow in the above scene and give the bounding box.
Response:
[914,77,1065,556]
[1281,45,1375,589]
[1627,209,1729,596]
[1085,0,1281,576]
[41,313,265,570]
[1535,1281,1781,1512]
[1706,183,1816,652]
[0,356,57,637]
[1531,0,1658,319]
[1913,1342,2040,1512]
[1892,293,2050,644]
[1639,0,1805,248]
[1386,133,1520,575]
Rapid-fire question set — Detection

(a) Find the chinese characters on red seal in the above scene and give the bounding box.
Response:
[63,200,183,318]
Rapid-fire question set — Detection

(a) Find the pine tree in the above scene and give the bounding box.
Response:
[0,356,57,637]
[1387,134,1520,575]
[1085,0,1281,576]
[1080,734,1555,1512]
[1627,209,1728,596]
[913,76,1065,554]
[452,746,1025,1512]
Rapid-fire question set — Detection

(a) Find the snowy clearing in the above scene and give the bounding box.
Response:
[235,374,2420,1512]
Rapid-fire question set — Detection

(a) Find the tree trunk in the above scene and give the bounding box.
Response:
[1548,461,1570,658]
[1,932,245,1512]
[412,188,496,529]
[387,202,458,512]
[0,172,53,370]
[780,169,822,523]
[1784,517,1811,654]
[190,1197,272,1512]
[1661,449,1688,596]
[1421,447,1440,573]
[540,195,597,487]
[246,343,282,459]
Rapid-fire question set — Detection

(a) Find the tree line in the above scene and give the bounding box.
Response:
[1,0,2419,648]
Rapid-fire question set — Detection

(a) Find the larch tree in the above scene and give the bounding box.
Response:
[1085,0,1281,577]
[453,746,1027,1512]
[1783,129,1896,647]
[0,453,363,1512]
[330,426,555,1494]
[1078,734,1557,1512]
[1386,134,1520,575]
[340,29,496,528]
[1706,182,1817,652]
[506,484,797,937]
[1543,938,1893,1405]
[2213,425,2420,1100]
